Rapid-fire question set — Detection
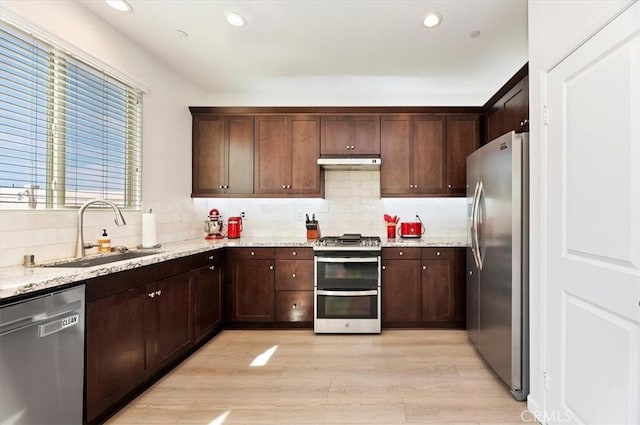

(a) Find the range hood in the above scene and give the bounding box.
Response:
[317,157,381,171]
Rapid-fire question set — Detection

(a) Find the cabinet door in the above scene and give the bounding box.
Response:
[193,261,222,343]
[192,115,226,195]
[502,77,529,134]
[146,274,192,372]
[290,115,321,194]
[380,115,412,195]
[486,105,504,142]
[421,259,456,322]
[226,115,255,194]
[320,115,352,155]
[231,258,275,322]
[413,115,446,194]
[446,115,479,194]
[275,259,314,290]
[351,115,380,155]
[86,287,147,422]
[255,115,290,193]
[275,290,314,322]
[382,259,422,323]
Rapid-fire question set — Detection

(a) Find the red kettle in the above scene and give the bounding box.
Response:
[227,216,243,239]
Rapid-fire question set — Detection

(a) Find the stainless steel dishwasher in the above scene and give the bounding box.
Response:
[0,285,85,424]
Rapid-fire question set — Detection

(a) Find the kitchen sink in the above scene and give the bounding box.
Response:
[41,251,161,268]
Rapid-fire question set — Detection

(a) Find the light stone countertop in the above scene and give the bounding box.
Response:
[0,236,468,300]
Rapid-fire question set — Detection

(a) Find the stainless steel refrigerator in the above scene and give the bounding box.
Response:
[466,131,529,401]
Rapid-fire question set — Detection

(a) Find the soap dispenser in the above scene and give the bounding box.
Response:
[98,229,111,253]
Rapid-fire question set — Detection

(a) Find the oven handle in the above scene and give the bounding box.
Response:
[316,290,378,297]
[315,257,379,263]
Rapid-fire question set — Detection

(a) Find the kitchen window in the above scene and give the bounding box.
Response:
[0,21,142,210]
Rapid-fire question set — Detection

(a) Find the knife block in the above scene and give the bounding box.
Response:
[306,225,320,240]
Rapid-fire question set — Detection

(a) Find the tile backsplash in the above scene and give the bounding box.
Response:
[206,171,468,240]
[0,171,468,267]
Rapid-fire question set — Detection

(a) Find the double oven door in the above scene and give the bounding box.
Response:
[314,251,381,334]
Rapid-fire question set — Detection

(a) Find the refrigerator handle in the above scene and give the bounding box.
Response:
[474,181,485,270]
[470,181,481,268]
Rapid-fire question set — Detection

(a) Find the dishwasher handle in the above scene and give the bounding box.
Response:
[0,300,82,338]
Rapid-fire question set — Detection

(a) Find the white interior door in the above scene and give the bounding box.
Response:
[544,2,640,424]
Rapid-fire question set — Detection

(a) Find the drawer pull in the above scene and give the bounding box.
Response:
[382,265,386,270]
[148,292,155,298]
[436,251,441,256]
[269,265,274,270]
[208,255,214,260]
[156,290,161,296]
[292,273,296,278]
[422,265,427,270]
[399,251,403,256]
[210,265,216,270]
[292,303,297,309]
[292,251,297,256]
[251,251,255,256]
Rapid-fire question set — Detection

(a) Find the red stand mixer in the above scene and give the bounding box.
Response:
[204,208,224,239]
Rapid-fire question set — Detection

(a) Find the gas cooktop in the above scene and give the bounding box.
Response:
[313,234,381,251]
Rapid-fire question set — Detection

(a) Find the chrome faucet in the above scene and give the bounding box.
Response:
[75,198,127,258]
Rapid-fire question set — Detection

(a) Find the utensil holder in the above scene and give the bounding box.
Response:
[386,224,396,239]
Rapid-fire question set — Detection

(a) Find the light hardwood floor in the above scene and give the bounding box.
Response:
[107,330,535,424]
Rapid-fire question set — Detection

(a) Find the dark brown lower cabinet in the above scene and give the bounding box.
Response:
[275,290,314,322]
[382,258,422,324]
[421,248,465,324]
[381,247,465,327]
[86,286,147,423]
[228,249,275,322]
[146,274,192,372]
[192,256,223,343]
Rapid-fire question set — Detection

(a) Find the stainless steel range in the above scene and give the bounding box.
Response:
[313,234,381,334]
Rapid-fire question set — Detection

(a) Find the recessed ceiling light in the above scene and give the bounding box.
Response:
[105,0,133,12]
[176,30,188,38]
[423,12,442,28]
[226,12,247,27]
[470,30,481,38]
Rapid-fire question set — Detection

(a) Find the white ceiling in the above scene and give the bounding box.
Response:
[79,0,528,106]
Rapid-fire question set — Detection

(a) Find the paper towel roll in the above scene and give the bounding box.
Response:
[141,211,157,248]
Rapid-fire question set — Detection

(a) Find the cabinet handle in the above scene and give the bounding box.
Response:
[292,273,296,278]
[520,121,524,126]
[225,185,230,189]
[219,185,224,189]
[346,145,351,150]
[292,303,297,309]
[409,184,414,189]
[399,251,403,256]
[210,265,216,270]
[282,185,287,189]
[436,251,441,256]
[469,270,473,275]
[382,265,386,270]
[208,255,214,260]
[350,145,355,150]
[156,290,161,296]
[422,265,427,270]
[286,185,291,189]
[448,184,452,189]
[414,184,418,189]
[251,251,255,256]
[524,119,529,124]
[292,251,297,256]
[148,292,155,298]
[269,265,274,270]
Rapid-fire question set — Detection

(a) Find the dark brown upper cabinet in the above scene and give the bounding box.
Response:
[320,115,380,156]
[191,114,254,196]
[445,115,480,194]
[381,114,477,197]
[255,115,322,196]
[484,68,529,144]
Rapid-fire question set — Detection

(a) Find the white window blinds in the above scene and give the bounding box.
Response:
[0,20,142,209]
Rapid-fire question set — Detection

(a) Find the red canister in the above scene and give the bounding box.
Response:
[227,216,243,239]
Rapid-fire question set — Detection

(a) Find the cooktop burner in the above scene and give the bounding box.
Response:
[314,234,381,251]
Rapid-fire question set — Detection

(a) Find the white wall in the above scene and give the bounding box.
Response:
[527,0,632,418]
[0,0,208,267]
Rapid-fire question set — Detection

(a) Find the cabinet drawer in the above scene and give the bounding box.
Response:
[231,248,275,259]
[422,248,454,260]
[275,290,314,322]
[275,247,313,260]
[191,250,222,268]
[382,247,421,260]
[275,260,314,290]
